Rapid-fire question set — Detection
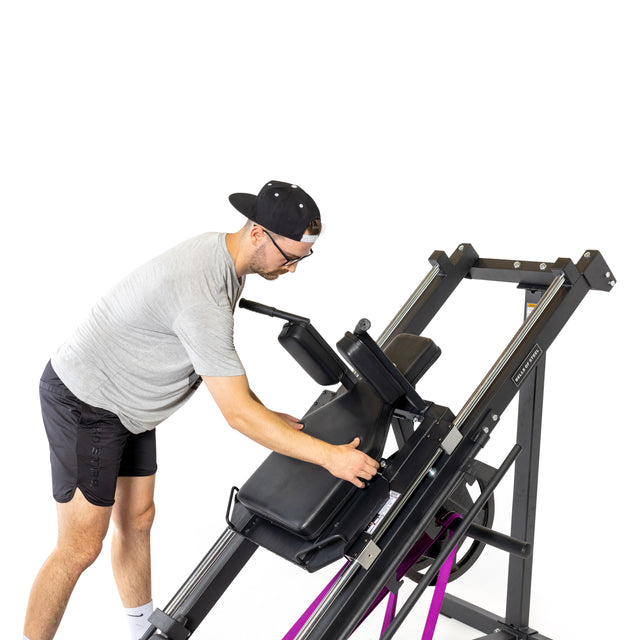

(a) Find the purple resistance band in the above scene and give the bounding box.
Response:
[283,513,460,640]
[377,543,457,640]
[378,515,459,640]
[419,538,457,640]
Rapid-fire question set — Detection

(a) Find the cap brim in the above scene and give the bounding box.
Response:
[228,193,257,217]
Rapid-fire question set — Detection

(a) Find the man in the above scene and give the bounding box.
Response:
[23,180,379,640]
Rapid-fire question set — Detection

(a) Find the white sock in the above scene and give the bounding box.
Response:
[124,600,154,640]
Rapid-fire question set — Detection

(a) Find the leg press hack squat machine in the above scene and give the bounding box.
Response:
[141,243,615,640]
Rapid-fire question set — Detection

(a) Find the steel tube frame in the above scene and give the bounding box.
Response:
[164,528,236,617]
[289,247,613,639]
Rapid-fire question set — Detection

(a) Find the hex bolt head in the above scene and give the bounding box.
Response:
[514,261,521,269]
[539,263,547,270]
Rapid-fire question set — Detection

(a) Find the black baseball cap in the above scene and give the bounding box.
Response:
[229,180,321,242]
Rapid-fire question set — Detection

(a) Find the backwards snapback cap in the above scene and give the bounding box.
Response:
[229,180,321,242]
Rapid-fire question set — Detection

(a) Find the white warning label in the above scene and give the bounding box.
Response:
[365,490,401,534]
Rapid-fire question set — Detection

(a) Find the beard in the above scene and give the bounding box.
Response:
[249,246,288,280]
[257,269,288,281]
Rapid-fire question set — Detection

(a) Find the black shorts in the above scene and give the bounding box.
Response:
[40,361,157,507]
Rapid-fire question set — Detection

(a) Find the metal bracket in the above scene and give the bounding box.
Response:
[440,426,463,454]
[392,407,426,423]
[578,250,617,291]
[494,621,540,639]
[356,540,381,570]
[147,609,191,640]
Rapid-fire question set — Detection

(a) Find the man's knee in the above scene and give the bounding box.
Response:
[56,529,106,575]
[132,501,155,534]
[112,500,156,536]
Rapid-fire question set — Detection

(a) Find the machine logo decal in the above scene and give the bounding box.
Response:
[512,344,543,387]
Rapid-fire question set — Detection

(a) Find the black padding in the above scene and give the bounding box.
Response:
[237,381,391,539]
[337,332,438,411]
[384,334,441,386]
[338,332,406,404]
[278,322,352,387]
[236,333,440,539]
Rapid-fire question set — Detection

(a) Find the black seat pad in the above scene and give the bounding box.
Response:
[236,334,439,539]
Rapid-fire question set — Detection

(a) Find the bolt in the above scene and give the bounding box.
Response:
[584,251,591,258]
[428,468,437,477]
[539,263,547,270]
[492,414,499,421]
[482,426,490,434]
[605,271,611,278]
[458,244,465,251]
[514,261,521,269]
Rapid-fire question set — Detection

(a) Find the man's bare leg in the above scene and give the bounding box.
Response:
[111,475,156,607]
[23,489,112,640]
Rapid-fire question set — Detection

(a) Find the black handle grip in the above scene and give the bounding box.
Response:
[239,298,310,324]
[464,522,532,559]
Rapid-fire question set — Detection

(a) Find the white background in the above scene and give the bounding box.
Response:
[1,2,638,639]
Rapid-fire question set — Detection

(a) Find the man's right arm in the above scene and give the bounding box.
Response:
[202,374,379,488]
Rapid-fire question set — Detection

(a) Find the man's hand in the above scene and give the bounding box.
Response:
[323,437,380,488]
[274,412,304,430]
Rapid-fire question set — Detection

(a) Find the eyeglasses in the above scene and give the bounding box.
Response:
[263,229,313,266]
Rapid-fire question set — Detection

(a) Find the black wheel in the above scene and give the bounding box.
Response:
[413,459,496,583]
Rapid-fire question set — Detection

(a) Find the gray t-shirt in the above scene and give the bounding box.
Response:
[51,232,245,434]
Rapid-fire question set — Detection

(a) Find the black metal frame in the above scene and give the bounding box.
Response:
[377,250,614,639]
[440,288,552,640]
[140,244,614,640]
